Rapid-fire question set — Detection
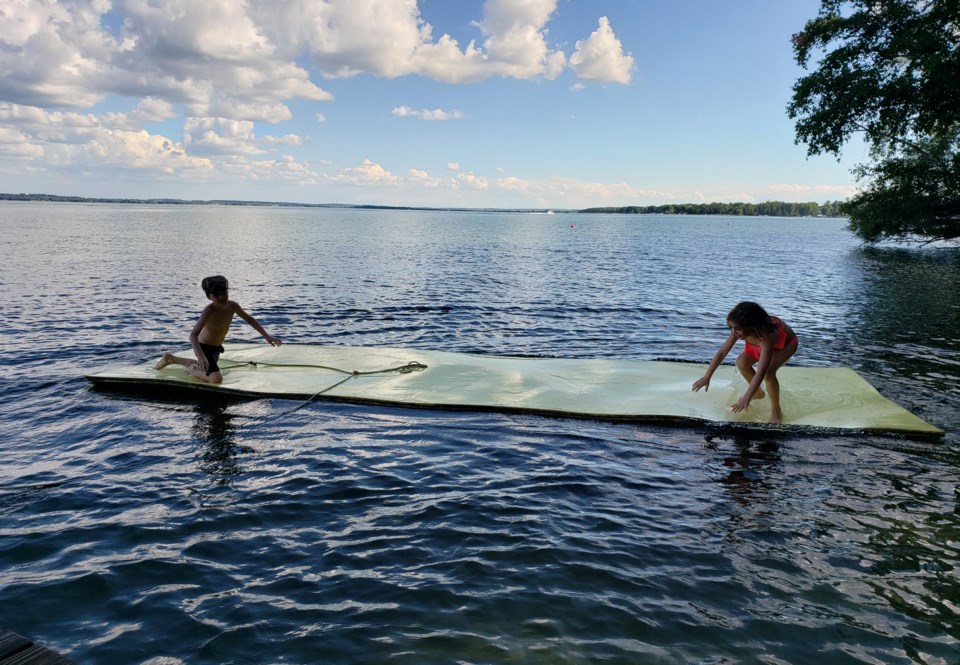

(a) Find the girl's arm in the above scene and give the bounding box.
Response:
[692,332,737,391]
[731,336,775,412]
[234,303,282,346]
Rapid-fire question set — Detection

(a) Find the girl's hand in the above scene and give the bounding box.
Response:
[264,335,282,347]
[692,376,710,392]
[730,395,750,413]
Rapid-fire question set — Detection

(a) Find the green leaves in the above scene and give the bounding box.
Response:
[790,0,960,242]
[844,134,960,242]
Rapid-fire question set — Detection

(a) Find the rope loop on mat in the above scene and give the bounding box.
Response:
[219,357,428,376]
[217,357,429,425]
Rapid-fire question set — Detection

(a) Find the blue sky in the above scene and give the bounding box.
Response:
[0,0,861,208]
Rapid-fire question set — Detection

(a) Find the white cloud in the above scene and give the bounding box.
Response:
[472,0,567,80]
[392,106,464,121]
[689,190,756,203]
[332,159,402,186]
[188,99,294,124]
[262,133,305,146]
[456,172,489,189]
[0,126,44,159]
[768,183,855,196]
[408,167,441,188]
[0,0,333,117]
[219,154,323,184]
[0,2,646,201]
[0,0,630,126]
[100,98,178,130]
[130,98,178,124]
[256,0,571,84]
[77,129,213,174]
[496,175,670,205]
[324,163,671,207]
[0,103,100,132]
[183,117,265,156]
[0,102,214,174]
[447,162,460,171]
[569,17,634,84]
[0,0,632,150]
[0,0,115,107]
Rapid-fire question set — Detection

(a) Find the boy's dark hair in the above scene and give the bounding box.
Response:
[201,275,229,295]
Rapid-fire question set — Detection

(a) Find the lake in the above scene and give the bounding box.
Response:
[1,202,958,664]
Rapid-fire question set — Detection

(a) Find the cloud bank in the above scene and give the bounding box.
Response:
[1,0,633,116]
[0,0,645,205]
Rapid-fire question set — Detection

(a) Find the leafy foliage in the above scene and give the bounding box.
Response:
[789,0,960,242]
[845,134,960,242]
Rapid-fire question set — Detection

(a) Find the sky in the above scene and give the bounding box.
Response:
[0,0,865,209]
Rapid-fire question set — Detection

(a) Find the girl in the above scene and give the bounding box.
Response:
[692,302,798,424]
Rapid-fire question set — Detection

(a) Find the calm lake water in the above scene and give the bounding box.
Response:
[1,202,959,664]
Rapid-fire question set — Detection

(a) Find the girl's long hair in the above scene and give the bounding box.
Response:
[727,301,777,340]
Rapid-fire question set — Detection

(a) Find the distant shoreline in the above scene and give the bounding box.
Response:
[0,193,845,218]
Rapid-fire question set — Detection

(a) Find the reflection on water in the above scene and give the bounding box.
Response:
[845,246,960,430]
[704,432,782,506]
[1,203,959,664]
[191,402,249,483]
[848,246,960,347]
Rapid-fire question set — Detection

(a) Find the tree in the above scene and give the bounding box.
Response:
[788,0,960,243]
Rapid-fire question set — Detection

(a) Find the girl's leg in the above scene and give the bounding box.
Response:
[765,372,783,424]
[763,343,798,424]
[735,352,766,399]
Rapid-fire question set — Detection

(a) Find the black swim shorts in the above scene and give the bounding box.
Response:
[199,342,225,374]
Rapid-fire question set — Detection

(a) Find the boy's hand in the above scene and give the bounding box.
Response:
[692,376,710,392]
[194,355,209,374]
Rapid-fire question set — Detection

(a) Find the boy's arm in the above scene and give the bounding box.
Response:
[692,333,737,391]
[189,305,214,372]
[234,303,282,346]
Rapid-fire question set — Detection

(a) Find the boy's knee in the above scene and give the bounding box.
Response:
[208,372,223,384]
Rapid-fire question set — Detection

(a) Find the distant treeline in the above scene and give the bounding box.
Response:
[2,193,846,218]
[0,193,555,214]
[0,192,330,207]
[579,201,845,217]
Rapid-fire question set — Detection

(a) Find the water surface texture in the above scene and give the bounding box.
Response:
[1,203,959,664]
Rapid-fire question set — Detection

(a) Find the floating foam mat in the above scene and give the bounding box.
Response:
[85,343,943,435]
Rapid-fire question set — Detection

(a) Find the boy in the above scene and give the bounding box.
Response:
[154,275,281,384]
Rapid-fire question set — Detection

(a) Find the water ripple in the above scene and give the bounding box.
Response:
[1,205,959,664]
